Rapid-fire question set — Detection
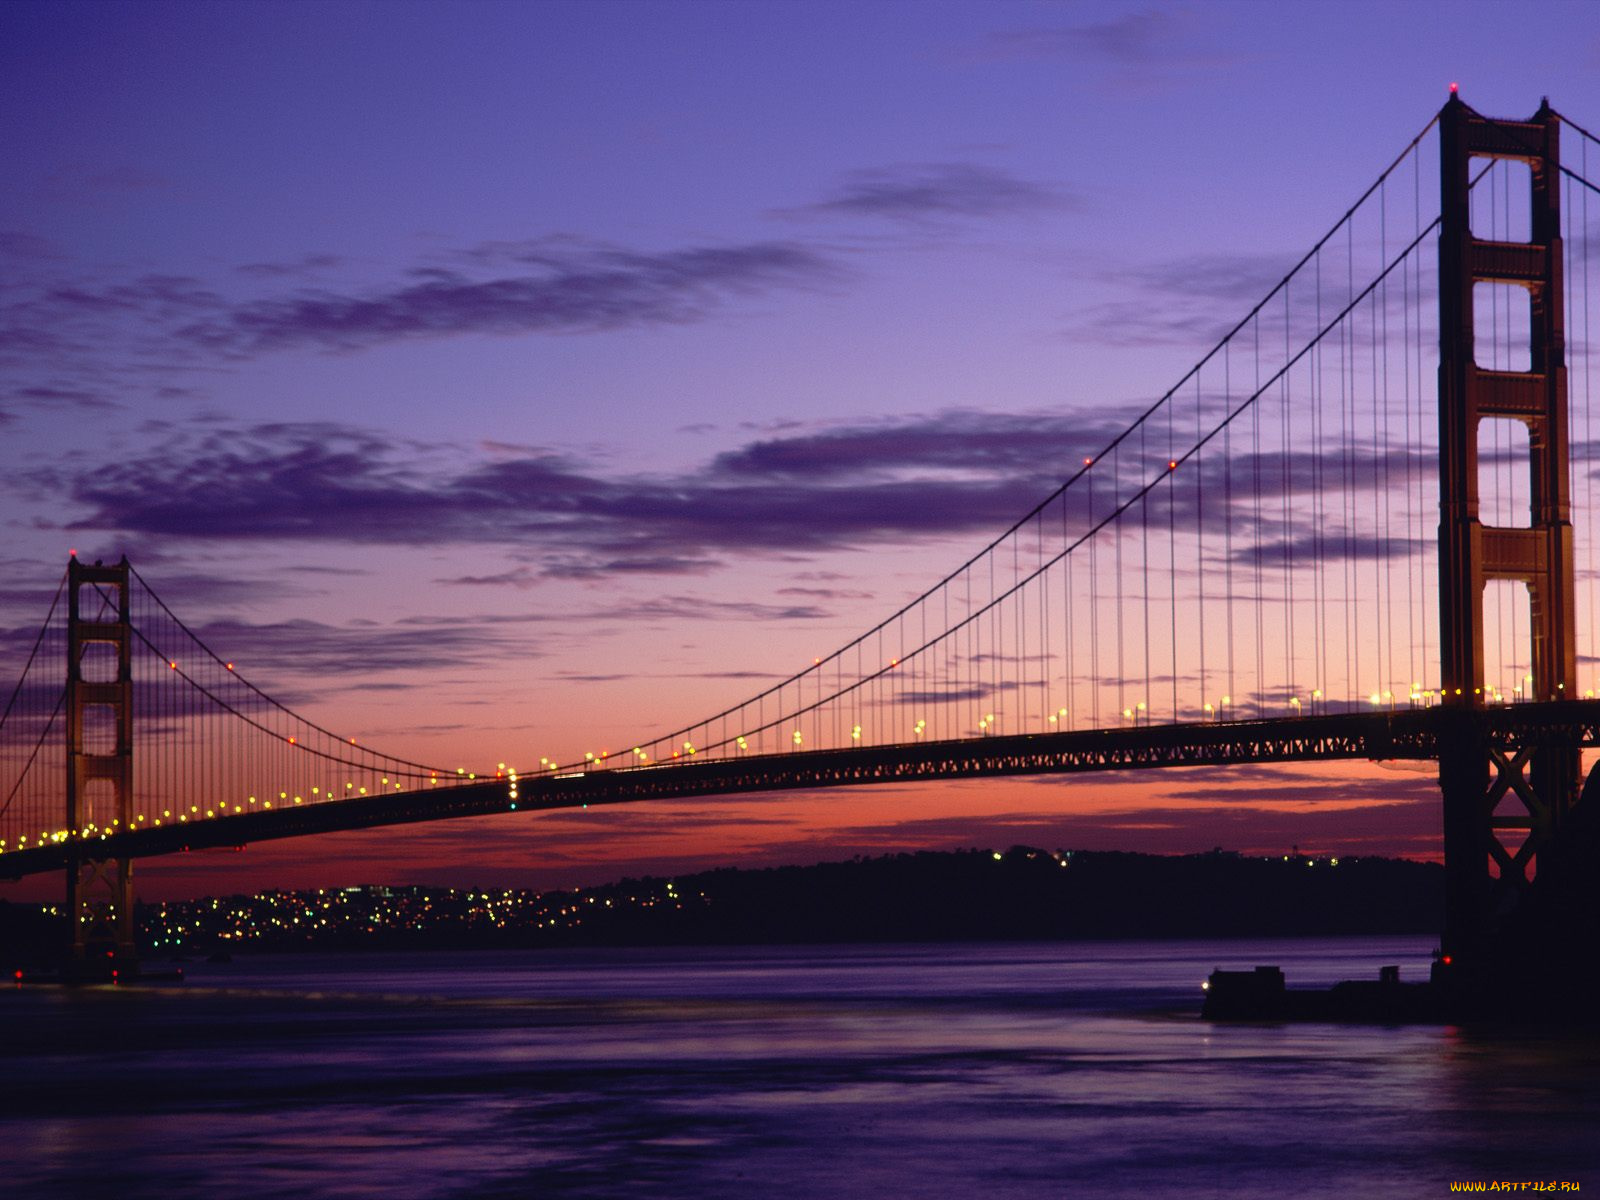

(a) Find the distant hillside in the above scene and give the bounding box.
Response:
[0,848,1445,965]
[579,848,1444,945]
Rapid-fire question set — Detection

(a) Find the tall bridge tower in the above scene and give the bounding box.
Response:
[1436,95,1587,1001]
[65,556,137,978]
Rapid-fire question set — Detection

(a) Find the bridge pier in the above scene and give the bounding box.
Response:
[1433,709,1597,1017]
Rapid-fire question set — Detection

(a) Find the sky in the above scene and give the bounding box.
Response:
[4,0,1600,901]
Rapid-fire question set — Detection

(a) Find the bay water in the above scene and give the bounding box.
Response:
[4,937,1597,1198]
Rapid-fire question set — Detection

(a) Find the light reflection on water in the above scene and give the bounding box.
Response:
[4,938,1597,1198]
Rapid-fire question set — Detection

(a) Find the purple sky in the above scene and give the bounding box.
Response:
[4,0,1600,900]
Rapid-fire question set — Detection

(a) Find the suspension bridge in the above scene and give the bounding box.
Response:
[5,94,1600,1006]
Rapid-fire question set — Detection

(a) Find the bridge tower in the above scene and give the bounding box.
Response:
[65,555,138,979]
[1436,95,1585,1003]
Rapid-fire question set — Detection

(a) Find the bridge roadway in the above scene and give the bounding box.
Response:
[7,702,1600,879]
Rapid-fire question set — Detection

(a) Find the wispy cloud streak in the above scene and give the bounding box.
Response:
[177,241,840,354]
[779,163,1073,224]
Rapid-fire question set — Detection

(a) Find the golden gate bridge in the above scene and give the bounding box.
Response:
[4,94,1600,1009]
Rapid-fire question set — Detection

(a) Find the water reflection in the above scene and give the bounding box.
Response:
[3,938,1595,1198]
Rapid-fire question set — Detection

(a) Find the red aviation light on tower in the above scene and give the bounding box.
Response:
[1449,82,1459,94]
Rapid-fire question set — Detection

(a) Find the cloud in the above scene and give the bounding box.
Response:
[0,557,543,690]
[978,10,1243,77]
[439,558,723,588]
[1238,531,1432,569]
[43,273,223,318]
[1064,237,1440,349]
[7,385,118,412]
[710,409,1119,480]
[181,612,545,681]
[176,241,840,354]
[0,235,845,410]
[233,254,349,280]
[776,586,874,601]
[1155,761,1439,806]
[585,596,832,624]
[536,555,723,581]
[63,423,489,542]
[984,11,1181,64]
[1061,297,1240,348]
[892,686,995,704]
[57,411,1115,561]
[1123,252,1301,306]
[49,405,1435,597]
[779,163,1073,224]
[0,269,227,381]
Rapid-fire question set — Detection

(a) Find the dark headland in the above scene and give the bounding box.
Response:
[0,847,1443,967]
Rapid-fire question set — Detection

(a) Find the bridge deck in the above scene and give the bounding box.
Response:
[7,703,1600,879]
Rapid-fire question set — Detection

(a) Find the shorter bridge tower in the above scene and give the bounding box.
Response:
[65,556,138,978]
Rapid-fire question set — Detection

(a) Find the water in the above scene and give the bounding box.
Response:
[4,938,1597,1198]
